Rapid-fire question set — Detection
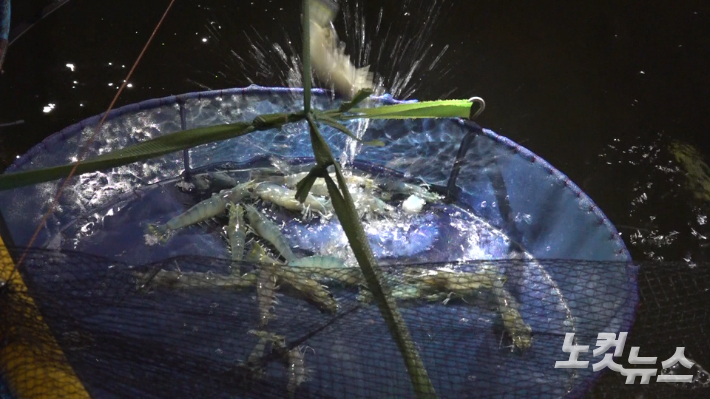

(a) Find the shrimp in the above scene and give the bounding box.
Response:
[249,170,330,197]
[378,178,442,203]
[358,284,424,304]
[407,266,532,351]
[247,243,281,328]
[134,269,256,290]
[208,171,237,188]
[248,242,338,313]
[146,180,255,242]
[277,267,338,313]
[412,267,503,294]
[254,158,375,197]
[254,182,331,219]
[288,255,345,269]
[287,345,313,397]
[350,188,394,218]
[245,331,272,368]
[244,204,297,262]
[146,192,229,241]
[291,266,364,287]
[244,330,286,379]
[222,179,257,203]
[315,267,363,286]
[336,171,376,190]
[491,279,533,351]
[256,265,278,328]
[281,171,375,197]
[225,203,247,263]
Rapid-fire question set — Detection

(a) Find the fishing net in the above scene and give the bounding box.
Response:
[1,250,708,398]
[0,87,708,398]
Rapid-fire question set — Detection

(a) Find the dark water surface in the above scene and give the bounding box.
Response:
[0,0,709,397]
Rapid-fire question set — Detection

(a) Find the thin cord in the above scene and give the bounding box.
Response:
[7,0,176,281]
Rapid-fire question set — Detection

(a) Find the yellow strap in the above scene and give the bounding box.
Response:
[0,238,91,399]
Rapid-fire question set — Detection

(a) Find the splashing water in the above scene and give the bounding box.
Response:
[599,132,710,262]
[195,0,455,100]
[193,0,455,165]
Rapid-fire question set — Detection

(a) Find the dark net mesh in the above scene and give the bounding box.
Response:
[0,247,708,398]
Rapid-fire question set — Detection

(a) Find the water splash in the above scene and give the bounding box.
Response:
[339,117,370,167]
[194,0,455,100]
[189,1,458,169]
[599,132,710,261]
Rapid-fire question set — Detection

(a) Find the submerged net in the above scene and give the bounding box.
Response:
[0,249,708,398]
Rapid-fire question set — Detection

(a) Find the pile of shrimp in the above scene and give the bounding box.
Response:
[145,160,444,267]
[138,163,532,394]
[140,163,444,394]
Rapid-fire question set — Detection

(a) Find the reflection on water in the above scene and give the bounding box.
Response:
[671,140,710,203]
[598,132,710,263]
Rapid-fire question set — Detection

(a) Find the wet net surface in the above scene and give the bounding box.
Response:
[1,248,707,398]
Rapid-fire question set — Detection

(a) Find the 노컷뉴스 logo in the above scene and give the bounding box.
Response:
[555,332,694,384]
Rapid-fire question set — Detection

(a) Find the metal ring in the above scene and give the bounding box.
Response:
[468,96,486,119]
